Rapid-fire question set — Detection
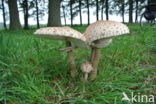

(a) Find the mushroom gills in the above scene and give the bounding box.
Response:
[69,38,88,48]
[91,38,113,48]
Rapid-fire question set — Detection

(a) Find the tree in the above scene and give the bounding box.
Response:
[48,0,61,26]
[69,0,73,26]
[64,0,83,26]
[113,0,126,23]
[18,0,35,29]
[65,0,85,26]
[135,0,138,23]
[78,0,82,25]
[129,0,133,23]
[30,0,46,28]
[18,0,31,29]
[105,0,109,20]
[121,0,125,23]
[35,0,39,28]
[62,4,67,25]
[8,0,22,30]
[86,0,90,25]
[148,0,156,4]
[100,0,105,20]
[96,0,99,20]
[1,0,7,29]
[23,0,29,29]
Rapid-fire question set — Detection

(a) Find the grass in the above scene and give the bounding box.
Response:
[0,25,156,104]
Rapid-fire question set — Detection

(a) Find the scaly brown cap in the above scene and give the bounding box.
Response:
[84,21,130,45]
[34,26,87,47]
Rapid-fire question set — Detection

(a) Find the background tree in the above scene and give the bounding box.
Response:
[23,0,28,29]
[1,0,7,29]
[35,0,39,28]
[4,0,151,28]
[67,0,82,26]
[129,0,133,23]
[137,0,147,17]
[8,0,22,30]
[86,0,90,25]
[19,0,34,29]
[78,0,82,25]
[70,0,85,25]
[31,0,46,28]
[18,0,43,29]
[135,0,139,23]
[148,0,156,4]
[113,0,126,23]
[61,4,67,25]
[121,0,125,23]
[69,0,74,26]
[48,0,61,26]
[100,0,105,20]
[96,0,99,20]
[105,0,109,20]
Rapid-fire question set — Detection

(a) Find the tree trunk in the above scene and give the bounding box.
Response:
[48,0,61,27]
[105,0,109,20]
[121,0,125,23]
[62,5,66,26]
[35,0,40,28]
[8,0,22,30]
[79,0,82,25]
[70,0,73,26]
[148,0,156,4]
[101,0,104,20]
[96,0,99,20]
[86,0,90,25]
[129,0,133,23]
[23,0,29,29]
[135,0,138,23]
[1,0,7,29]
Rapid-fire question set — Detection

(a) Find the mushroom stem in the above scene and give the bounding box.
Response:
[90,43,101,80]
[66,41,77,77]
[84,73,89,82]
[91,47,95,61]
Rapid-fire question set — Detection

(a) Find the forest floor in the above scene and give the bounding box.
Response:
[0,24,156,104]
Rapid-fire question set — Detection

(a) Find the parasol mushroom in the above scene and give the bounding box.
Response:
[84,20,130,80]
[81,62,93,82]
[34,26,87,77]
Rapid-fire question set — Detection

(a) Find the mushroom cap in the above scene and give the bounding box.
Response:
[84,20,130,44]
[34,26,87,47]
[81,62,93,73]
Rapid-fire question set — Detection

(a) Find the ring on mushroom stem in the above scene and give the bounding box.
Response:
[84,20,130,80]
[59,47,73,52]
[91,38,113,48]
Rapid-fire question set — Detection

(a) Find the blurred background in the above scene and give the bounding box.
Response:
[0,0,155,29]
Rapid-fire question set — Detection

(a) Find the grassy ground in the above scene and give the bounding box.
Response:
[0,25,156,104]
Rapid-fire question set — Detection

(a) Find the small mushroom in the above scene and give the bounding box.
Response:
[34,26,87,77]
[81,62,93,82]
[84,21,130,80]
